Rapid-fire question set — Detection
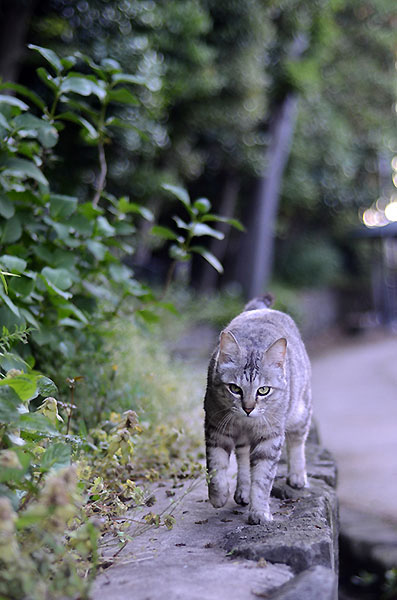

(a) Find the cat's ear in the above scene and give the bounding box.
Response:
[217,330,241,367]
[265,338,287,369]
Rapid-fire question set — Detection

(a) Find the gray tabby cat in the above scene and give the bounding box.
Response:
[204,294,312,524]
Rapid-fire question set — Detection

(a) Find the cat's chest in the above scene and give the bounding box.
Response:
[233,419,262,445]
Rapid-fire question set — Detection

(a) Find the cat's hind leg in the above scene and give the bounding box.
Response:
[286,387,311,489]
[286,425,310,488]
[234,443,250,506]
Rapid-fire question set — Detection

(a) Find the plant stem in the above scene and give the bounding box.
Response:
[93,141,107,207]
[93,100,108,207]
[66,385,74,435]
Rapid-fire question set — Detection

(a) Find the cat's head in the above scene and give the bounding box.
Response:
[215,330,287,420]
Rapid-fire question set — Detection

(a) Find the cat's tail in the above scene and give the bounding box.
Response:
[243,293,275,312]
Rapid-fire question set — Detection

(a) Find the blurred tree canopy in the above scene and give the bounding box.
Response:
[0,0,395,295]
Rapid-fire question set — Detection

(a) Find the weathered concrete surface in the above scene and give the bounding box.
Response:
[91,473,293,600]
[91,432,338,600]
[223,469,338,576]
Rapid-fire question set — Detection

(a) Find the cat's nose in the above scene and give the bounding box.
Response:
[243,406,254,415]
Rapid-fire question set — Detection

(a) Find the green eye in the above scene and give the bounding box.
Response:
[228,383,242,395]
[257,386,271,396]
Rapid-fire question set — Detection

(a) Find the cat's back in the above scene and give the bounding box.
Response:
[227,307,302,347]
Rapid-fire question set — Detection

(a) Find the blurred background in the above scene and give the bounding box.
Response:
[1,0,396,327]
[0,1,396,597]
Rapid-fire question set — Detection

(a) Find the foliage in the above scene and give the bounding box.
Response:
[153,183,243,293]
[0,321,204,598]
[0,44,158,370]
[0,41,235,598]
[277,0,396,285]
[0,43,236,373]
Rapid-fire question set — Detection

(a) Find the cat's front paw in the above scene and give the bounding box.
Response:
[248,509,273,525]
[209,483,230,508]
[287,471,307,489]
[234,486,250,506]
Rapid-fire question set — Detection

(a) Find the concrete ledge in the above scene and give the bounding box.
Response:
[92,427,339,600]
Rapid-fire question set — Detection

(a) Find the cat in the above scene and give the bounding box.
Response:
[204,294,312,525]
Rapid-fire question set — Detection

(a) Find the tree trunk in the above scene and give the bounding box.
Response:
[244,93,299,298]
[199,175,240,292]
[0,0,36,83]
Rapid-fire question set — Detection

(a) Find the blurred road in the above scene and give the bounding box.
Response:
[311,332,397,524]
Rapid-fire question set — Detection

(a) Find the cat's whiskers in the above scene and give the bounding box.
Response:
[215,412,234,437]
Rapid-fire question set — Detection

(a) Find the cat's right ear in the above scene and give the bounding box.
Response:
[217,330,241,367]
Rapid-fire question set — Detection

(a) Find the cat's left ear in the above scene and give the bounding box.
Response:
[265,338,287,369]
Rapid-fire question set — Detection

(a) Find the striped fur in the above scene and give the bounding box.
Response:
[204,296,312,525]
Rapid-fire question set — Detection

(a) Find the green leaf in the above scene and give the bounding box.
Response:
[0,194,15,219]
[0,255,26,274]
[60,76,106,100]
[117,198,154,221]
[109,263,132,283]
[28,44,63,73]
[68,213,94,236]
[96,216,115,237]
[111,73,146,86]
[41,267,73,291]
[0,374,38,402]
[36,67,59,93]
[86,240,107,260]
[150,225,179,241]
[37,123,59,148]
[201,214,245,232]
[1,215,22,244]
[59,301,88,324]
[37,376,58,397]
[136,309,160,324]
[1,157,48,186]
[107,88,139,106]
[61,56,77,70]
[169,245,190,262]
[0,287,21,317]
[0,82,46,110]
[19,412,57,435]
[19,308,39,328]
[161,183,190,207]
[14,113,59,148]
[193,198,211,213]
[58,317,85,328]
[41,442,71,471]
[0,94,28,111]
[56,112,99,140]
[0,386,21,423]
[173,216,189,230]
[190,223,224,240]
[0,113,10,132]
[49,194,78,219]
[191,246,224,274]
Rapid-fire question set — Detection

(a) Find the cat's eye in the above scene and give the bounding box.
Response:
[228,383,242,395]
[257,386,271,396]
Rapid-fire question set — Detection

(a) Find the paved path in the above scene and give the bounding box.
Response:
[311,332,397,524]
